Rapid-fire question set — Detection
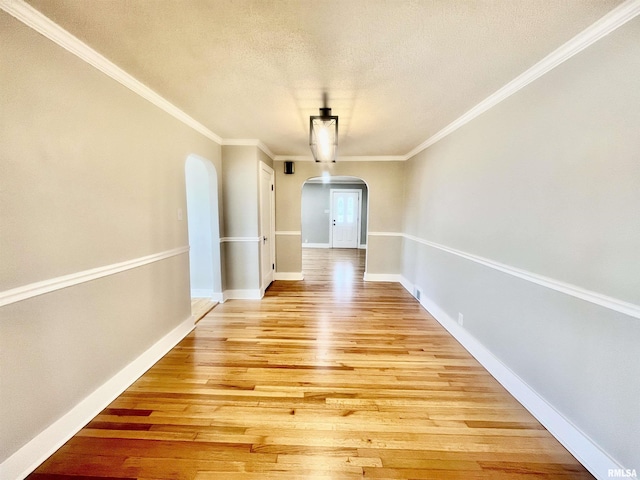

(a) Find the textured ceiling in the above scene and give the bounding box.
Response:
[26,0,623,158]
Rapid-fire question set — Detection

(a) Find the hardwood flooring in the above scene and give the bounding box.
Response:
[191,298,217,324]
[28,249,594,479]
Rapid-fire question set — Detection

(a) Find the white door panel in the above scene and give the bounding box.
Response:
[331,190,360,249]
[259,163,275,290]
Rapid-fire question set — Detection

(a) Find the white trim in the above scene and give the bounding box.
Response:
[222,139,275,159]
[363,273,403,282]
[403,233,640,320]
[0,246,190,308]
[224,289,263,300]
[219,236,261,243]
[0,0,223,146]
[359,244,367,250]
[367,230,640,319]
[399,276,415,296]
[210,292,224,303]
[0,315,195,480]
[275,231,302,236]
[404,0,640,160]
[273,155,406,162]
[368,231,404,238]
[405,285,624,480]
[302,243,330,249]
[274,272,304,281]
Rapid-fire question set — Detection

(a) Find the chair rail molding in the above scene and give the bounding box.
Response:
[0,246,190,308]
[402,233,640,320]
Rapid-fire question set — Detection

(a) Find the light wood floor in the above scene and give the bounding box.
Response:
[29,249,594,479]
[191,298,217,324]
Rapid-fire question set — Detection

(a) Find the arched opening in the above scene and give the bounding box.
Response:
[301,175,369,285]
[185,155,222,316]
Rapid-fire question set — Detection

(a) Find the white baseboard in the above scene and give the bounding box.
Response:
[210,292,224,303]
[399,276,416,298]
[274,272,304,281]
[192,290,223,303]
[399,277,623,480]
[363,273,403,282]
[300,244,367,250]
[223,289,263,300]
[302,243,330,249]
[0,315,195,480]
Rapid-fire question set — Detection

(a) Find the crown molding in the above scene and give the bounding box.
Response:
[220,139,275,159]
[272,155,407,162]
[276,0,640,162]
[0,0,223,145]
[2,0,638,161]
[405,0,640,160]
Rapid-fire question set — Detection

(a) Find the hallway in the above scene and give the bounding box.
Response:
[29,250,593,479]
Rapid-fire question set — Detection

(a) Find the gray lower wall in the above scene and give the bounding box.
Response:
[223,241,261,291]
[401,17,640,471]
[0,254,191,461]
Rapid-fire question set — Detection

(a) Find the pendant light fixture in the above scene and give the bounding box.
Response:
[309,94,338,162]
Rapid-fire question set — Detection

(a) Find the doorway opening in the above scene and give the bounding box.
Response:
[301,176,368,278]
[184,155,222,320]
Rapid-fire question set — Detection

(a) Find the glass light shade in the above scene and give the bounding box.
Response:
[309,113,338,162]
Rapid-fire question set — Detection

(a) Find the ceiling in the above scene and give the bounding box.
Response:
[25,0,623,158]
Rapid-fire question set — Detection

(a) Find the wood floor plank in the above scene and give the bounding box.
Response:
[28,249,594,479]
[191,298,217,324]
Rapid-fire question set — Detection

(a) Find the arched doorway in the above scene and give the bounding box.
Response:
[185,155,222,308]
[300,175,369,280]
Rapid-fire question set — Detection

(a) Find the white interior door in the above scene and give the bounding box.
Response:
[259,162,275,291]
[331,190,360,249]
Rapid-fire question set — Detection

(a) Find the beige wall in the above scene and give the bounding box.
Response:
[0,12,222,463]
[221,145,273,292]
[274,161,405,275]
[221,146,259,237]
[401,16,640,471]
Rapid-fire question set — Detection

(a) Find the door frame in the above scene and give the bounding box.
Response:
[258,161,276,293]
[329,188,362,249]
